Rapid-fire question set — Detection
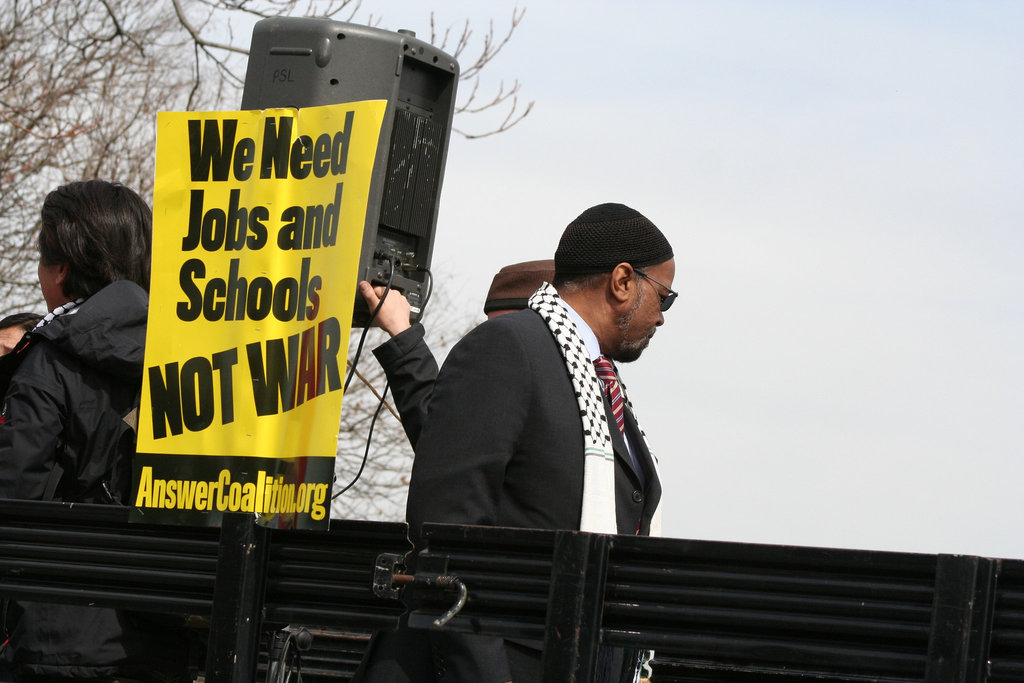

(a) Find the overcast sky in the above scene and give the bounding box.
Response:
[356,1,1024,560]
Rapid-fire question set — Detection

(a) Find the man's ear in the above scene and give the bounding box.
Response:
[55,262,70,291]
[608,262,636,304]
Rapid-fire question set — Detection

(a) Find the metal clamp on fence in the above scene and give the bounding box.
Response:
[372,552,468,627]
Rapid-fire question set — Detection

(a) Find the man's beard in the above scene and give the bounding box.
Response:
[610,288,655,363]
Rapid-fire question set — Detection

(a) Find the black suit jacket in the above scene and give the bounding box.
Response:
[372,322,439,446]
[407,308,661,540]
[399,308,661,682]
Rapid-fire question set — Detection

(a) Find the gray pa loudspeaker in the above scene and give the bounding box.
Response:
[241,18,458,326]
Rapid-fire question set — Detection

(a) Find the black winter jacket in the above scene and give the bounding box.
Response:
[0,280,146,503]
[0,281,198,679]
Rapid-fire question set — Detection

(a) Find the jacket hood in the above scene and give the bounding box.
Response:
[33,280,148,380]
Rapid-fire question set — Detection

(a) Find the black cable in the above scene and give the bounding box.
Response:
[266,628,305,683]
[415,265,434,322]
[333,381,390,500]
[334,262,431,502]
[344,256,395,393]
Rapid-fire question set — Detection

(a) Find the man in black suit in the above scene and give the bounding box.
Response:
[402,203,676,682]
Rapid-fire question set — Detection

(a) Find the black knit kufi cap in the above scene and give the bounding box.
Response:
[554,203,673,275]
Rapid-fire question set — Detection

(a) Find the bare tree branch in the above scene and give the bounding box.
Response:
[170,0,249,56]
[427,8,534,139]
[1,0,529,521]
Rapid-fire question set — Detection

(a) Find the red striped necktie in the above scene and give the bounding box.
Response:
[593,356,625,434]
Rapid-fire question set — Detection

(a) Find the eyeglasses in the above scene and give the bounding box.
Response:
[635,270,678,312]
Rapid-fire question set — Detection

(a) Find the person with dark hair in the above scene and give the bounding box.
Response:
[0,313,42,356]
[0,180,198,681]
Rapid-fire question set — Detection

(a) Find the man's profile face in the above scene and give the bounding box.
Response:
[37,260,68,310]
[611,258,675,363]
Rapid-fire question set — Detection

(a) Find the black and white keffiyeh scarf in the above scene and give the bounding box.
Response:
[33,298,85,331]
[528,283,661,537]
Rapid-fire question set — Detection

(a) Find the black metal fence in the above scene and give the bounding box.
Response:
[2,499,1022,682]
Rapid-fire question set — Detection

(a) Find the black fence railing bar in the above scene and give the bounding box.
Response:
[2,499,1023,682]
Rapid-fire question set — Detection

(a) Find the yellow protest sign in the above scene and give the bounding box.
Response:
[131,101,386,529]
